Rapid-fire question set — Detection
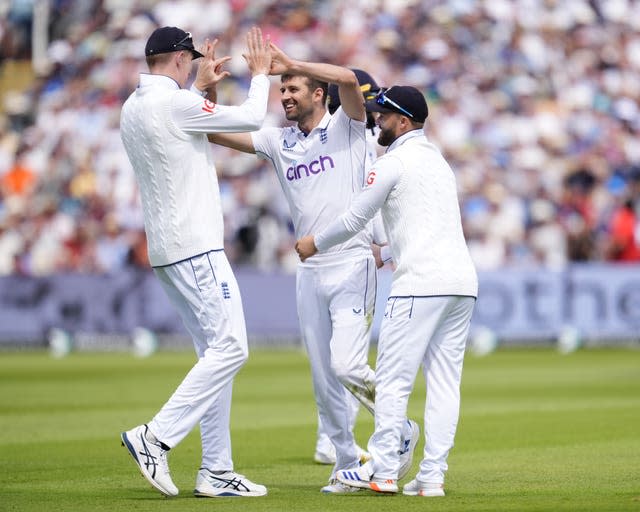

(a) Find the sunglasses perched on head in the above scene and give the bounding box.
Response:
[374,90,414,118]
[173,32,193,50]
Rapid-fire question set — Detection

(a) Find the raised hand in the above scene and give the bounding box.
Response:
[268,41,293,76]
[242,26,271,77]
[193,38,232,92]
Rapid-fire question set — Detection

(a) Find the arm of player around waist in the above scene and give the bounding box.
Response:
[315,158,399,251]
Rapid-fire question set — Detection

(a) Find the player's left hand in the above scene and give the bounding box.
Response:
[268,41,293,75]
[295,235,317,261]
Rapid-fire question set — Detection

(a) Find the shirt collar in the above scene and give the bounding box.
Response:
[386,129,424,153]
[294,110,332,138]
[138,73,181,90]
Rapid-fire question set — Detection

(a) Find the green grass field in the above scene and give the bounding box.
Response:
[1,347,639,512]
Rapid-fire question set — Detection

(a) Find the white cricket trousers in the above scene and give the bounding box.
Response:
[147,250,248,472]
[296,253,376,473]
[369,295,475,482]
[316,391,360,453]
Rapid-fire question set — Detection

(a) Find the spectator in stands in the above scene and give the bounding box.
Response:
[0,0,639,274]
[604,168,640,262]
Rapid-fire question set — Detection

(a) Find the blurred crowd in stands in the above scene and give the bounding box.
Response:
[1,0,639,276]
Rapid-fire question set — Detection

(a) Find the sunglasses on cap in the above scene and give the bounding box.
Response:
[174,31,194,51]
[374,89,414,119]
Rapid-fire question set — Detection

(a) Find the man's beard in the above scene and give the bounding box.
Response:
[283,103,312,122]
[377,126,396,147]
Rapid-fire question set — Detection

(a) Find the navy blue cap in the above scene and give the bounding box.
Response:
[145,26,204,59]
[365,85,428,123]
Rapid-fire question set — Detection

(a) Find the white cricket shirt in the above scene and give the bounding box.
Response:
[251,107,372,263]
[315,130,478,297]
[120,73,269,266]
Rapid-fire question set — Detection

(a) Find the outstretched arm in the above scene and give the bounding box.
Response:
[208,132,256,154]
[177,27,270,135]
[243,26,272,78]
[296,159,400,261]
[193,27,271,100]
[269,42,365,122]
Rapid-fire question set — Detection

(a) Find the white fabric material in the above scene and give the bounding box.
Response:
[366,126,387,247]
[379,244,393,264]
[189,83,208,97]
[148,251,248,456]
[369,295,475,480]
[296,254,376,474]
[315,129,478,297]
[121,72,269,473]
[316,392,360,456]
[120,73,269,266]
[251,107,372,262]
[317,117,377,451]
[253,105,377,473]
[199,382,233,470]
[312,127,477,483]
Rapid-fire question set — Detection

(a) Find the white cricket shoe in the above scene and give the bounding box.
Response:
[403,479,445,497]
[336,462,398,494]
[321,479,362,494]
[398,419,419,480]
[314,440,336,465]
[314,443,370,465]
[121,424,178,497]
[193,469,267,497]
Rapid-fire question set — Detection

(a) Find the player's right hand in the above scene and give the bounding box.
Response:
[295,235,318,261]
[194,38,231,92]
[243,26,271,77]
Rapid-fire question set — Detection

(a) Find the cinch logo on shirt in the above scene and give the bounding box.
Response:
[286,155,335,181]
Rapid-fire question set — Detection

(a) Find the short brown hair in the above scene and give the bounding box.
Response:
[146,52,175,69]
[281,74,328,104]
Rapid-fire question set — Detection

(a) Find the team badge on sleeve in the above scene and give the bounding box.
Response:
[202,99,215,114]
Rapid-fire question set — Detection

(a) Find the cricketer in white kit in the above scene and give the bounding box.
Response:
[314,69,387,465]
[210,47,420,493]
[119,27,270,498]
[296,85,478,497]
[253,95,377,470]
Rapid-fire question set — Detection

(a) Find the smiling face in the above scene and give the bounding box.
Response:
[279,76,319,123]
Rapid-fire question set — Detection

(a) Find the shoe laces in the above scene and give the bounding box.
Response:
[157,447,171,474]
